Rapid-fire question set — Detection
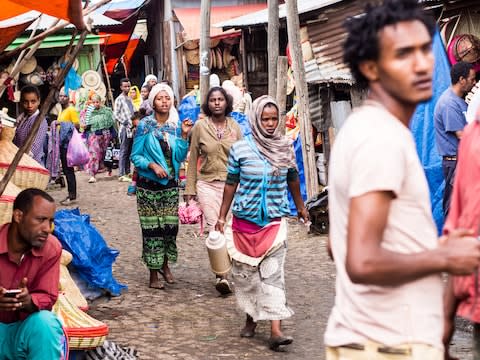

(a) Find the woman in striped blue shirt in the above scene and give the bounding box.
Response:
[216,95,309,351]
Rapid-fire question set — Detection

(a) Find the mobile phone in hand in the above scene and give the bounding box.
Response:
[4,289,21,298]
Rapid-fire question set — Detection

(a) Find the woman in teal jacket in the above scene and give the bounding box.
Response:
[131,83,192,290]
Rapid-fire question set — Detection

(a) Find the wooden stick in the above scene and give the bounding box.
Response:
[0,30,89,197]
[101,55,115,108]
[267,0,279,98]
[285,0,319,198]
[276,56,288,135]
[0,0,112,62]
[199,0,211,104]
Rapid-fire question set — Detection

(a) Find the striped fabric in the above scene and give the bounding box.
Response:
[85,340,137,360]
[227,137,292,227]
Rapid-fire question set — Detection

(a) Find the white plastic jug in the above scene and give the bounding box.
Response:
[205,231,232,276]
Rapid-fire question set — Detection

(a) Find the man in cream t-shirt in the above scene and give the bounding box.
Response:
[325,1,480,359]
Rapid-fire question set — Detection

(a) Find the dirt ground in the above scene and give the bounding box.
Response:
[48,171,473,359]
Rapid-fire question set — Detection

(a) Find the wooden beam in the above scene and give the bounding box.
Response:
[240,30,249,91]
[285,0,319,198]
[268,0,279,98]
[276,56,288,135]
[199,0,211,104]
[0,0,111,62]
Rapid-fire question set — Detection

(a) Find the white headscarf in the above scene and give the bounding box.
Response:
[209,74,220,88]
[142,74,158,87]
[148,83,178,127]
[222,80,243,112]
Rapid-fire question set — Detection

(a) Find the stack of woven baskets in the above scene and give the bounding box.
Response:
[54,250,109,350]
[0,126,49,225]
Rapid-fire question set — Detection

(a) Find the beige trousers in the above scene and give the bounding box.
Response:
[326,341,443,360]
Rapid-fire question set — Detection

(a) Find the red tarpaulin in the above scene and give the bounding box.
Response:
[0,0,85,30]
[0,20,34,53]
[100,7,140,74]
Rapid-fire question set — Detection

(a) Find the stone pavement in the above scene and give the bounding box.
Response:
[49,171,472,360]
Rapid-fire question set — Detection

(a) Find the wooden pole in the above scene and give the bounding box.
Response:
[285,0,318,198]
[240,30,249,91]
[0,0,111,62]
[276,56,288,135]
[0,30,89,197]
[199,0,211,104]
[101,55,115,107]
[268,0,279,98]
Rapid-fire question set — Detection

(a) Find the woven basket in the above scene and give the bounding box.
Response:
[53,293,109,350]
[59,250,89,311]
[0,127,49,190]
[0,181,21,225]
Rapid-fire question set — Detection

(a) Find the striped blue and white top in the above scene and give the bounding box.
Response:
[226,136,297,227]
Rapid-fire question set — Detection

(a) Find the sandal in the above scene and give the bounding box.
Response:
[268,336,293,352]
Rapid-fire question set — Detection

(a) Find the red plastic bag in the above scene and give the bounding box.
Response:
[67,128,89,167]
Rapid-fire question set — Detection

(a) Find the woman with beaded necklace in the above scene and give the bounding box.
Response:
[184,86,243,295]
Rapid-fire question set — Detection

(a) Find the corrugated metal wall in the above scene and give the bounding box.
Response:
[305,0,364,84]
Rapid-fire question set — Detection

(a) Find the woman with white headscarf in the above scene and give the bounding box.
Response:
[215,95,309,351]
[131,83,193,290]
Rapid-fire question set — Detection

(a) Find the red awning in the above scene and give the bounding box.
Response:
[174,4,267,40]
[0,0,85,30]
[0,20,34,53]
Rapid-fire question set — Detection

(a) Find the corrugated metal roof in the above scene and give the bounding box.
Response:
[214,0,343,28]
[175,4,266,40]
[0,11,121,30]
[305,0,363,84]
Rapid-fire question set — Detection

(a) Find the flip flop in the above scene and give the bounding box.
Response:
[158,270,175,284]
[268,336,293,352]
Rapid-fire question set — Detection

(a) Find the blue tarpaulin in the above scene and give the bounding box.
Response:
[54,208,127,296]
[410,30,451,233]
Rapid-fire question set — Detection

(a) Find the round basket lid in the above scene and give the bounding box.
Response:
[223,47,235,67]
[24,72,44,86]
[209,38,220,48]
[454,34,480,64]
[20,56,37,75]
[184,39,199,50]
[216,48,223,69]
[95,82,107,99]
[82,70,102,89]
[185,49,200,65]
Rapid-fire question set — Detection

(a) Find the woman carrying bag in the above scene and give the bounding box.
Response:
[215,95,309,351]
[184,86,243,295]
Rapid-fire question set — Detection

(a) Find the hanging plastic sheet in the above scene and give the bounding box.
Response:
[54,208,127,296]
[409,30,451,233]
[287,134,307,215]
[178,95,201,124]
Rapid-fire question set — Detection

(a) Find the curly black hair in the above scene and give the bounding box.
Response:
[343,0,435,89]
[201,86,233,117]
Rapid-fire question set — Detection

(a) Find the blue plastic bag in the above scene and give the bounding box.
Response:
[54,209,127,296]
[178,95,201,124]
[230,111,251,136]
[60,63,82,96]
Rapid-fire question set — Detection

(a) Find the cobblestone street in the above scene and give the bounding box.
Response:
[49,171,472,359]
